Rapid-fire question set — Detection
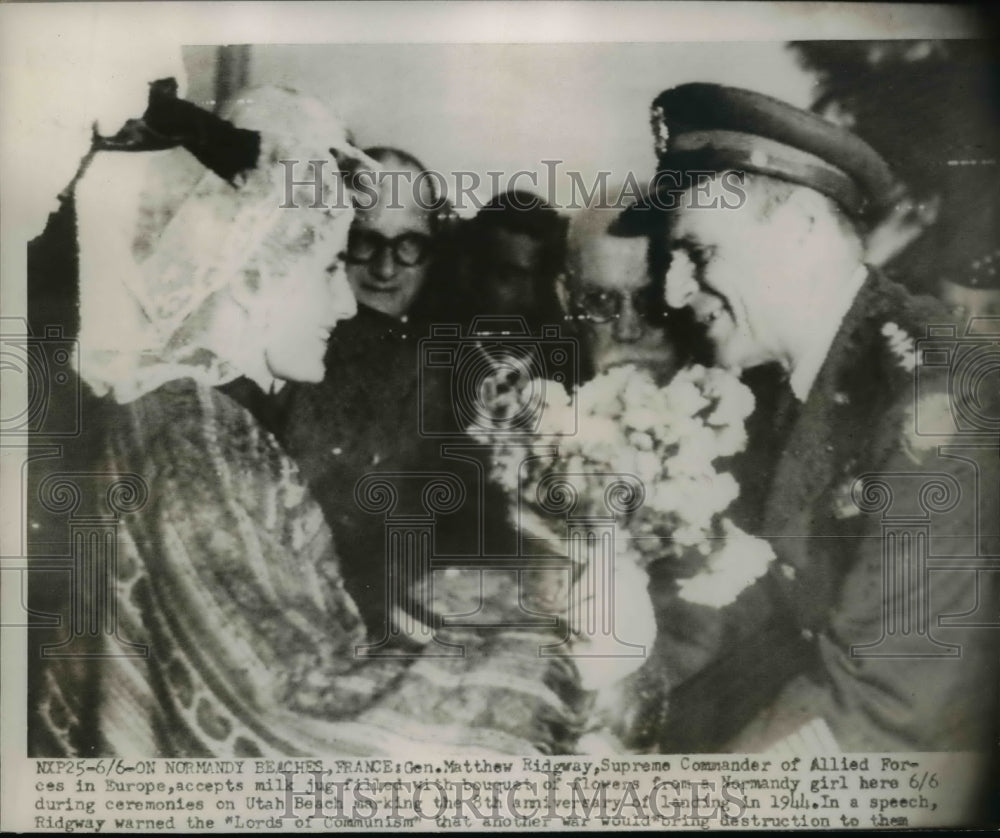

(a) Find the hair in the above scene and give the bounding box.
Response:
[729,169,863,242]
[747,172,867,279]
[362,146,439,205]
[472,189,568,280]
[352,146,463,324]
[648,169,863,281]
[565,196,710,374]
[565,184,662,310]
[347,145,456,234]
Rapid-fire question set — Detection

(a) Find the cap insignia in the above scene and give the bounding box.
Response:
[650,104,669,157]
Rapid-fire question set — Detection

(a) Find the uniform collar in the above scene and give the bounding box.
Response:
[788,263,869,402]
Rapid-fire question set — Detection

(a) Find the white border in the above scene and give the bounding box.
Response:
[0,3,991,832]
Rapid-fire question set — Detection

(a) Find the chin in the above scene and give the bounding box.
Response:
[713,341,772,373]
[710,349,744,371]
[295,367,326,384]
[359,294,405,320]
[707,328,751,369]
[269,359,326,385]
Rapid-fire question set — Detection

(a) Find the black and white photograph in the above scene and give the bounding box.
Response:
[2,2,999,831]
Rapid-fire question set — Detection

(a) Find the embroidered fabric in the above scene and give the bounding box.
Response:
[36,379,587,757]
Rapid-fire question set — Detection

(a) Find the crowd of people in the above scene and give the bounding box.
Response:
[26,71,998,764]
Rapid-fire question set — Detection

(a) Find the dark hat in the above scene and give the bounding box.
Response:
[645,82,898,221]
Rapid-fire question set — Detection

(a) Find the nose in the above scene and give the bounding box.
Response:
[370,244,397,281]
[613,296,645,343]
[664,251,698,310]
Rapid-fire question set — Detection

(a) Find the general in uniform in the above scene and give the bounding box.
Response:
[622,83,1000,755]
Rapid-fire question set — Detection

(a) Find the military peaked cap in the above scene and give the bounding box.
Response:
[648,82,898,221]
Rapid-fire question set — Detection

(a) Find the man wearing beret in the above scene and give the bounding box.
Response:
[625,83,1000,755]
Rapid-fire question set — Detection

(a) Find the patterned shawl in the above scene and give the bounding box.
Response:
[36,380,588,757]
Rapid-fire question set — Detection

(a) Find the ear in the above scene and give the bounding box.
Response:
[782,186,837,240]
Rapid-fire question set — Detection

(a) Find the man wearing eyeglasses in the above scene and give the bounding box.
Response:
[563,195,680,385]
[344,146,440,322]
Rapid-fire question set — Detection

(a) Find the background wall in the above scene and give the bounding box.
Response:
[186,42,818,213]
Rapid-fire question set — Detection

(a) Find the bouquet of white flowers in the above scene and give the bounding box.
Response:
[472,363,774,608]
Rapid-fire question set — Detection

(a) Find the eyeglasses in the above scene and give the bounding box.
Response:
[345,229,433,268]
[572,287,663,324]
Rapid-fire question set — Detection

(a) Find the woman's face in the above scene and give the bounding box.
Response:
[255,207,358,383]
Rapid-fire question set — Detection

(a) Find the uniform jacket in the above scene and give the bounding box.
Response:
[636,269,1000,753]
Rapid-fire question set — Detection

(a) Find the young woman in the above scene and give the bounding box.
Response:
[34,84,585,758]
